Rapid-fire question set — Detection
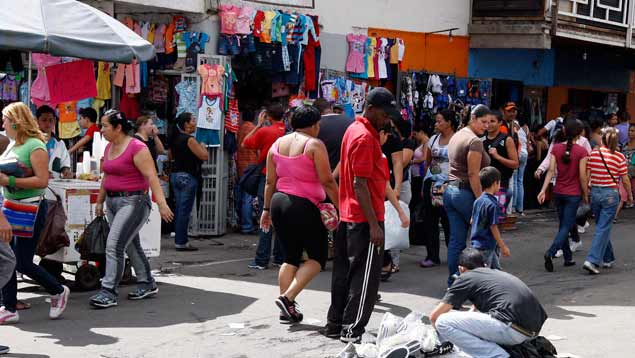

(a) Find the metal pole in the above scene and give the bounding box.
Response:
[27,52,32,106]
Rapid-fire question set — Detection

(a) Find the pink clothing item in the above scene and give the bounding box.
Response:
[30,53,63,107]
[346,34,367,73]
[538,136,592,173]
[102,138,149,192]
[273,139,326,205]
[219,5,240,35]
[236,6,255,35]
[113,61,140,94]
[113,64,125,87]
[154,24,166,53]
[198,64,225,97]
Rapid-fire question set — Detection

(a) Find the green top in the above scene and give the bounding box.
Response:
[3,137,46,200]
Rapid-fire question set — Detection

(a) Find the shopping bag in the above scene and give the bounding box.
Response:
[36,189,70,257]
[384,201,410,251]
[77,216,109,259]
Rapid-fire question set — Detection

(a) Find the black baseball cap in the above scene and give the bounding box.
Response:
[366,87,398,114]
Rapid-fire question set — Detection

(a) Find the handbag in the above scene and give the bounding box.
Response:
[238,160,266,196]
[430,182,447,207]
[598,148,620,185]
[1,198,41,238]
[36,188,70,257]
[317,202,338,231]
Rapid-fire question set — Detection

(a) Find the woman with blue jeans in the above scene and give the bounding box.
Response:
[169,113,209,251]
[444,105,491,286]
[581,128,633,274]
[538,119,587,272]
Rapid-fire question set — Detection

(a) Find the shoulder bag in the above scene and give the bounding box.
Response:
[598,149,620,185]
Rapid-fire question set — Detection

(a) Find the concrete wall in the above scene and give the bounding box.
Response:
[116,0,206,13]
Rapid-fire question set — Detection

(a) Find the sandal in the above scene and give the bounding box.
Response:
[391,265,400,273]
[16,301,31,310]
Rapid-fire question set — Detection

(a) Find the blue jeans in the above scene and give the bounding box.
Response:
[436,311,528,358]
[444,185,475,286]
[253,175,285,266]
[513,152,528,213]
[586,187,619,265]
[2,201,64,312]
[234,185,255,233]
[171,172,198,246]
[547,194,580,262]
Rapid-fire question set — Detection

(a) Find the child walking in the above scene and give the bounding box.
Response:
[470,166,511,269]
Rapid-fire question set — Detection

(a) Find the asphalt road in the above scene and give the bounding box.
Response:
[2,209,635,358]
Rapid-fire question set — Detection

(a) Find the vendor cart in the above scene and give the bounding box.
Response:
[44,179,161,290]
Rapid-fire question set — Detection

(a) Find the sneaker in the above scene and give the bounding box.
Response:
[247,262,267,270]
[49,285,70,319]
[128,287,159,300]
[583,261,600,275]
[425,342,455,356]
[340,335,362,344]
[563,261,576,267]
[0,345,8,354]
[577,225,586,234]
[318,324,342,339]
[544,253,554,272]
[275,295,303,323]
[175,243,198,251]
[570,241,583,252]
[555,250,563,258]
[419,259,437,268]
[0,308,18,324]
[602,261,615,269]
[89,292,118,309]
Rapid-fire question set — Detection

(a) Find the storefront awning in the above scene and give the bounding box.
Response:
[0,0,155,63]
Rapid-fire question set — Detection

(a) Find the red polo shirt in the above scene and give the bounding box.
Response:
[242,121,286,173]
[339,117,389,223]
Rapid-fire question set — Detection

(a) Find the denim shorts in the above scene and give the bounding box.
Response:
[195,128,220,146]
[218,34,240,56]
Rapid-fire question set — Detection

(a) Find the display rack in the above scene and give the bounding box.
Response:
[188,54,229,237]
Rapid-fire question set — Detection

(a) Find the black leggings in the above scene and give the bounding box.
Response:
[422,179,450,263]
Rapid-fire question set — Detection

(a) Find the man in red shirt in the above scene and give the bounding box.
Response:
[69,107,100,156]
[242,103,287,269]
[321,88,394,343]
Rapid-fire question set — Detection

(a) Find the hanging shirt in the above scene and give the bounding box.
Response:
[224,98,239,134]
[154,24,166,53]
[236,6,255,35]
[96,61,111,100]
[147,23,156,44]
[184,32,210,53]
[174,32,187,59]
[377,38,388,79]
[261,11,277,43]
[253,10,265,38]
[1,75,18,101]
[219,5,240,35]
[346,34,367,73]
[366,37,376,79]
[197,96,222,130]
[57,102,81,139]
[31,53,62,108]
[198,64,225,98]
[175,80,198,116]
[165,20,176,54]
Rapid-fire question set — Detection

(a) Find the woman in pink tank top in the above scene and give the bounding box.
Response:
[260,106,338,323]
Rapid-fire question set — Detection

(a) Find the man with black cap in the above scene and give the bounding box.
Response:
[321,88,394,343]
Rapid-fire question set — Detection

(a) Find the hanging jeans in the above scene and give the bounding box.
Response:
[253,175,285,266]
[586,187,619,266]
[546,194,580,263]
[100,194,154,298]
[170,172,198,247]
[443,184,475,286]
[2,200,64,312]
[513,152,528,213]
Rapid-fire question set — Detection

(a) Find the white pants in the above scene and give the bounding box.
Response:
[436,311,528,358]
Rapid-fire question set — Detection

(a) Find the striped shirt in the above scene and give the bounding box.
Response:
[588,146,627,188]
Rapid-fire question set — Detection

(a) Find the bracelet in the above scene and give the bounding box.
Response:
[8,176,15,188]
[263,207,270,212]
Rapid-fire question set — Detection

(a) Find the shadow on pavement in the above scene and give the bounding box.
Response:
[10,282,257,348]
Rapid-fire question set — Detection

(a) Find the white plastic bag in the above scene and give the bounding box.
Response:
[384,201,410,251]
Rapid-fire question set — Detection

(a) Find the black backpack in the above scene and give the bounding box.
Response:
[185,33,203,73]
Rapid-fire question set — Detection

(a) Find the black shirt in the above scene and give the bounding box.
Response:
[171,131,203,178]
[442,268,548,334]
[483,133,514,187]
[317,114,354,171]
[382,133,404,187]
[401,137,417,181]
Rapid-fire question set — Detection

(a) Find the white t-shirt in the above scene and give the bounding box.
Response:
[544,117,563,140]
[424,134,450,181]
[197,96,222,130]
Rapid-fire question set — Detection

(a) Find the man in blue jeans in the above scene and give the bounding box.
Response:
[243,104,287,269]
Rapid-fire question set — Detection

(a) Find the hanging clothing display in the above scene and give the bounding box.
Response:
[96,61,111,101]
[346,34,367,73]
[175,79,198,116]
[57,101,81,139]
[197,96,222,130]
[0,75,18,101]
[198,64,225,98]
[31,53,63,107]
[224,98,239,134]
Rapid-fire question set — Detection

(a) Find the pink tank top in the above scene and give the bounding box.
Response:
[273,138,325,205]
[102,138,149,192]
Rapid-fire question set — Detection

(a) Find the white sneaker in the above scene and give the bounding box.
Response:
[0,307,19,324]
[602,261,615,269]
[577,225,585,234]
[555,250,563,258]
[49,285,70,320]
[570,241,583,252]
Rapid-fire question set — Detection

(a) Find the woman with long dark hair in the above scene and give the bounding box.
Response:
[581,128,632,274]
[538,120,587,272]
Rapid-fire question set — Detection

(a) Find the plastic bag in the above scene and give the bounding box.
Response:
[77,216,110,259]
[377,312,403,347]
[384,201,410,251]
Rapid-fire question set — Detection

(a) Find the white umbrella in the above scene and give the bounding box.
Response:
[0,0,155,63]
